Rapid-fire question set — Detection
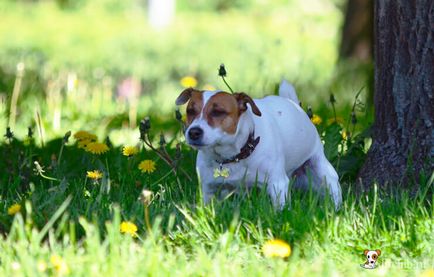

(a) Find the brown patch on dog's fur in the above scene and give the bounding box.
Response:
[175,88,204,127]
[203,92,240,134]
[185,91,204,126]
[176,89,261,134]
[234,92,262,116]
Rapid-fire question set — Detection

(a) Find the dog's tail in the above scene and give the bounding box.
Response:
[279,80,299,103]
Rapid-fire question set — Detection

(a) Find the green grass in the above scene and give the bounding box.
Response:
[1,1,431,276]
[0,126,433,276]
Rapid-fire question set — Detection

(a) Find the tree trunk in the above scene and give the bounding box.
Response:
[339,0,374,61]
[358,0,434,187]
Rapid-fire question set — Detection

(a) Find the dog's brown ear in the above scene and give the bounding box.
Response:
[234,92,261,116]
[364,249,369,256]
[176,88,196,105]
[375,249,381,256]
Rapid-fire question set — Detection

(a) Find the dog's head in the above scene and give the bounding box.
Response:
[175,88,261,149]
[364,249,381,265]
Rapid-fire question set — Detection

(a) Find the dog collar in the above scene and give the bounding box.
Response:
[216,132,260,165]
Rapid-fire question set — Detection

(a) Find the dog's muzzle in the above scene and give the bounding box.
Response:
[188,127,204,144]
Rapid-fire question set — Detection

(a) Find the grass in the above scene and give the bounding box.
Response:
[1,1,432,276]
[0,124,433,276]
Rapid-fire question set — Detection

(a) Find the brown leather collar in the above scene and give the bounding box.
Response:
[217,132,260,165]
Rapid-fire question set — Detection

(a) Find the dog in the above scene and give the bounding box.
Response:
[361,249,381,269]
[175,80,342,209]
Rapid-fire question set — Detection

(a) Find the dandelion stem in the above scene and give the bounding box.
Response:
[144,205,152,233]
[57,144,65,168]
[9,62,24,130]
[221,76,234,93]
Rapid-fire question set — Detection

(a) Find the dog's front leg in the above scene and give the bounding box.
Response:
[267,174,290,210]
[201,181,216,205]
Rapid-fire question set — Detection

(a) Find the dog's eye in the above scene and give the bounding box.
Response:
[368,255,370,258]
[210,110,226,117]
[373,255,376,259]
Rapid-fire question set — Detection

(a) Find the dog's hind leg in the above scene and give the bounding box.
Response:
[308,152,343,210]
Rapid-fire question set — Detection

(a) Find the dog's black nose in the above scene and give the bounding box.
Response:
[188,127,203,141]
[370,261,374,263]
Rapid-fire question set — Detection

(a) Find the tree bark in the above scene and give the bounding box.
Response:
[358,0,434,186]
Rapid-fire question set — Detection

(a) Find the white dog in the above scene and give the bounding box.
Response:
[176,80,342,209]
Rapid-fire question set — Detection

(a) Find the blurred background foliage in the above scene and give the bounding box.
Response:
[0,0,372,146]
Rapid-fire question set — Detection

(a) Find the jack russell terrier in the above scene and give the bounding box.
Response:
[175,80,342,209]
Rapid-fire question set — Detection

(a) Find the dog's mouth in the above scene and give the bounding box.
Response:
[188,141,208,148]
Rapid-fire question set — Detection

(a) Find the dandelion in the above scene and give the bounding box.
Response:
[4,127,14,142]
[86,170,103,180]
[351,111,357,125]
[85,142,109,155]
[139,117,151,141]
[73,131,97,141]
[218,64,227,77]
[24,137,34,146]
[77,139,92,149]
[262,239,292,258]
[8,203,21,215]
[138,160,156,173]
[27,126,34,138]
[120,221,138,237]
[180,76,198,88]
[122,146,138,157]
[342,131,349,140]
[50,255,69,275]
[311,114,322,125]
[306,106,313,119]
[213,167,230,178]
[139,189,153,206]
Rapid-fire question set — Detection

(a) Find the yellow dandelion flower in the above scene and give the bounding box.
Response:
[73,131,97,141]
[311,114,322,125]
[122,146,138,157]
[138,160,156,173]
[77,139,92,149]
[86,170,103,180]
[262,239,291,258]
[37,260,47,272]
[120,221,138,237]
[180,76,198,88]
[203,84,216,91]
[8,203,21,215]
[24,137,34,146]
[50,255,69,275]
[85,142,109,155]
[419,269,434,277]
[342,131,350,140]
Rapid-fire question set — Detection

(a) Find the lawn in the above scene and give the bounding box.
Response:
[1,0,433,276]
